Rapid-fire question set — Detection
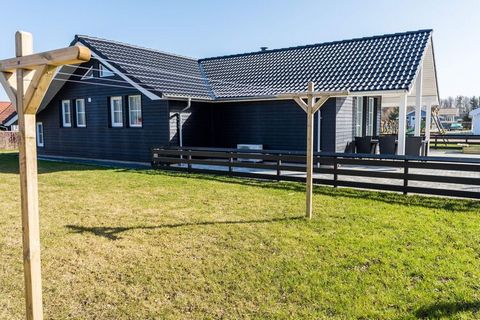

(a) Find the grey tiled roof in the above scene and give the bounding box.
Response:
[75,36,212,99]
[75,29,432,100]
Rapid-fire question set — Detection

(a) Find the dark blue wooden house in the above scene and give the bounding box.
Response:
[35,29,439,162]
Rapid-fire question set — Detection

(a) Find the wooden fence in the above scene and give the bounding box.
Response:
[0,131,19,150]
[430,134,480,149]
[152,147,480,199]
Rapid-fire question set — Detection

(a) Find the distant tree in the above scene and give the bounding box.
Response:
[470,96,479,110]
[388,109,399,121]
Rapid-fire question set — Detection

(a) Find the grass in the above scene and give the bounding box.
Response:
[1,151,480,319]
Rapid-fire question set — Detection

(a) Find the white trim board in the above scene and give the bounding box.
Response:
[4,114,18,126]
[87,48,161,100]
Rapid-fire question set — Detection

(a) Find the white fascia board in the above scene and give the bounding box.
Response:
[4,114,18,126]
[75,42,161,101]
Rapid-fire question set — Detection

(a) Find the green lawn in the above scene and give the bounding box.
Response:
[1,151,480,319]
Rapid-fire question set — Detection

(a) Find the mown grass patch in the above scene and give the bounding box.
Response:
[1,151,480,319]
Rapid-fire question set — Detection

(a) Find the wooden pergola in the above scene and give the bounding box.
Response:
[0,31,91,320]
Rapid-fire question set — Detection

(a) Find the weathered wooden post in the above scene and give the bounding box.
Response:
[0,31,90,320]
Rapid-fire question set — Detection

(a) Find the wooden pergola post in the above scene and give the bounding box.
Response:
[0,31,90,320]
[282,82,348,219]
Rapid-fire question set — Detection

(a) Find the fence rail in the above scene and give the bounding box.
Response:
[152,147,480,199]
[430,134,480,149]
[0,131,19,150]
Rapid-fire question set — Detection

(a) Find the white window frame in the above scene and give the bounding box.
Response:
[81,66,94,80]
[36,122,44,147]
[366,97,375,136]
[99,64,114,77]
[110,96,123,127]
[76,99,86,127]
[128,95,142,127]
[62,100,71,127]
[355,97,363,137]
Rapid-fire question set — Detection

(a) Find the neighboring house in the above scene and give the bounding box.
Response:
[469,108,480,135]
[438,107,460,125]
[36,29,439,162]
[0,102,17,131]
[406,109,426,129]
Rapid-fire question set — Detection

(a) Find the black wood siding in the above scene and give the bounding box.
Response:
[36,64,378,162]
[36,64,169,162]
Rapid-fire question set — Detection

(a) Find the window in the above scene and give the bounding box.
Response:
[61,100,71,127]
[128,95,142,127]
[81,66,93,80]
[76,99,86,127]
[110,96,123,127]
[36,122,44,147]
[355,97,363,137]
[99,64,114,77]
[366,97,375,136]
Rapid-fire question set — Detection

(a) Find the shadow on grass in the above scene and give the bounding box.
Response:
[127,169,480,213]
[65,216,304,240]
[415,301,480,318]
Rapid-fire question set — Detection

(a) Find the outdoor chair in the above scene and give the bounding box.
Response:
[344,141,356,154]
[355,136,374,154]
[379,135,397,155]
[405,136,423,156]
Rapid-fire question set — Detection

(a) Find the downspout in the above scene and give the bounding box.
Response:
[317,110,321,152]
[178,97,191,148]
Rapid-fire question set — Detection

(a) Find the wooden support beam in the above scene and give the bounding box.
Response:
[290,82,345,219]
[305,81,315,219]
[0,71,17,105]
[289,83,350,219]
[312,96,329,113]
[0,30,91,320]
[294,97,308,112]
[0,45,90,72]
[15,31,44,320]
[24,65,57,114]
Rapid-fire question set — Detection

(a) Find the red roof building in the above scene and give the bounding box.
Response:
[0,102,17,128]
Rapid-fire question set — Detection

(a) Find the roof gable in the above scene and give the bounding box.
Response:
[72,30,433,101]
[75,35,212,99]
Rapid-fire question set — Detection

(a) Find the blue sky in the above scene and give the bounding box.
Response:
[0,0,478,101]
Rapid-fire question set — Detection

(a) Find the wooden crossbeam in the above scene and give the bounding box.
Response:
[294,97,308,112]
[0,71,17,105]
[0,45,90,72]
[0,31,91,320]
[24,65,57,114]
[313,96,330,113]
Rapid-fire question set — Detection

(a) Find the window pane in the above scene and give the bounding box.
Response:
[355,98,363,137]
[129,95,142,127]
[366,98,374,136]
[62,100,71,127]
[111,97,123,127]
[100,64,114,77]
[76,99,86,127]
[36,123,44,147]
